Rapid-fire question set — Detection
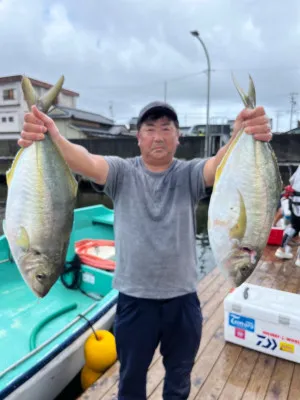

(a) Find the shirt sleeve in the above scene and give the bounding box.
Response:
[102,155,128,200]
[188,158,209,203]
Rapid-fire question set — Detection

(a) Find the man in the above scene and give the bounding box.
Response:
[19,101,271,399]
[275,167,300,266]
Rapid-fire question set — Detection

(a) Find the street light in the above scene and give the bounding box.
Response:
[190,30,211,158]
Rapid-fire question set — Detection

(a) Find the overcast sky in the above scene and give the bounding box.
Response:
[1,0,299,131]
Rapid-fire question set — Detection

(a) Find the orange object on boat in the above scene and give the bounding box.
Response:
[75,239,116,271]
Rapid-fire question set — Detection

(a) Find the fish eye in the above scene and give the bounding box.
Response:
[36,273,47,282]
[240,265,249,275]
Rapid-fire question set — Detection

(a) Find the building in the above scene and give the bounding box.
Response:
[0,75,79,138]
[49,105,115,139]
[284,122,300,134]
[0,75,130,139]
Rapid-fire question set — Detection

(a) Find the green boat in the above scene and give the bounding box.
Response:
[0,205,118,400]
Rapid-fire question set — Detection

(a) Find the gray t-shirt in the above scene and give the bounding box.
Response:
[103,155,208,299]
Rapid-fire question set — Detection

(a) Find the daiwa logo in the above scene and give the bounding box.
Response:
[229,313,255,332]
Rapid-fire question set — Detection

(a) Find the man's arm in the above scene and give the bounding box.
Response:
[18,106,109,185]
[203,142,231,187]
[203,106,272,187]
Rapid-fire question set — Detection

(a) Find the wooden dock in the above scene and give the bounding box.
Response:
[78,244,300,400]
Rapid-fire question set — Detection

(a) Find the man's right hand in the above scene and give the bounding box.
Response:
[18,105,110,185]
[18,105,61,148]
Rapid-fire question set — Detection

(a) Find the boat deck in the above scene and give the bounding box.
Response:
[78,244,300,400]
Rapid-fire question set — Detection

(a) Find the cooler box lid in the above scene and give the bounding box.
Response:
[224,283,300,330]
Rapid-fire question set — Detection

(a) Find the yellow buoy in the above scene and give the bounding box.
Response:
[80,364,103,391]
[84,329,117,373]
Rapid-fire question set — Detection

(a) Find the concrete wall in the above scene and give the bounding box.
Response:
[0,133,298,164]
[270,134,300,163]
[0,134,298,187]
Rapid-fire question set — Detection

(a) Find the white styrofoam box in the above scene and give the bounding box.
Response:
[224,283,300,363]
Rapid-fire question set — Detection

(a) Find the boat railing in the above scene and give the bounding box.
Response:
[0,302,98,380]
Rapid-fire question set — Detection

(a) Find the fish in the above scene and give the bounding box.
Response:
[207,74,282,288]
[3,75,78,298]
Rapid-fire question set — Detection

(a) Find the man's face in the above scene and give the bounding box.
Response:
[137,116,179,164]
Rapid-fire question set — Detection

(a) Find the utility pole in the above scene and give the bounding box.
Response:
[275,110,280,132]
[190,30,211,158]
[289,93,298,130]
[109,101,114,120]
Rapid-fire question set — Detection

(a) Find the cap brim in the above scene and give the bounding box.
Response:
[137,105,178,128]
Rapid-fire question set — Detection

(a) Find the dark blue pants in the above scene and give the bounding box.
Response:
[113,291,203,400]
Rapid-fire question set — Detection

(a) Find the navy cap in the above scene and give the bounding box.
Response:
[136,101,179,129]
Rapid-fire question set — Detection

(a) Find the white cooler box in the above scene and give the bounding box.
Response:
[224,283,300,363]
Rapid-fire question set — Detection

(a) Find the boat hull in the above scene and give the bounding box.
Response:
[4,302,117,400]
[0,204,118,400]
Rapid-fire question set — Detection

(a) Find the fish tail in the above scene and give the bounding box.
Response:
[38,75,65,113]
[21,76,38,111]
[21,75,65,114]
[231,73,256,109]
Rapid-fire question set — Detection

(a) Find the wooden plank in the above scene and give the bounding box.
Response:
[77,362,120,400]
[288,364,300,400]
[80,267,223,400]
[197,272,226,307]
[264,359,295,400]
[193,343,243,399]
[261,260,300,400]
[241,260,300,400]
[150,254,287,400]
[196,259,286,400]
[148,280,231,399]
[218,349,259,400]
[197,266,220,294]
[79,245,300,400]
[197,251,300,400]
[242,354,277,400]
[187,325,226,399]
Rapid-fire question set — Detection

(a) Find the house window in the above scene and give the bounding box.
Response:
[1,117,6,123]
[9,116,14,122]
[3,89,15,100]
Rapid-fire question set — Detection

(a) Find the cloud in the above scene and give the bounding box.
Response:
[0,0,299,130]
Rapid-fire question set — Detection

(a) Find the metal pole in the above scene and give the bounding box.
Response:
[190,30,211,158]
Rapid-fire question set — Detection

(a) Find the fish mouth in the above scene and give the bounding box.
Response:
[240,247,257,264]
[32,287,50,298]
[224,246,259,287]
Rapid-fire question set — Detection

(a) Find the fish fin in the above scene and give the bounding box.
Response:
[6,147,25,187]
[21,75,64,115]
[16,226,30,251]
[229,190,247,241]
[231,73,256,109]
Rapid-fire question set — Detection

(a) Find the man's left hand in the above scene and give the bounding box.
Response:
[232,106,272,142]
